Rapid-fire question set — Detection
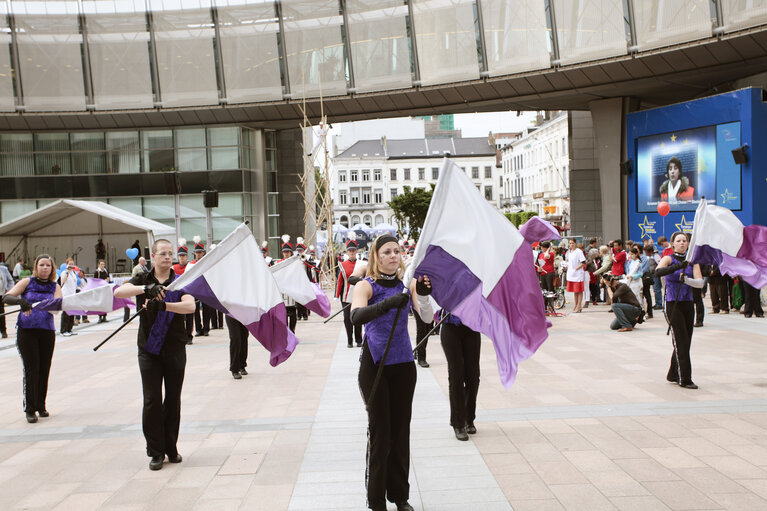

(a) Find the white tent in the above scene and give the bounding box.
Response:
[0,199,175,274]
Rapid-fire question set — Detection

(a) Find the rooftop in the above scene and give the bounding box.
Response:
[336,137,496,160]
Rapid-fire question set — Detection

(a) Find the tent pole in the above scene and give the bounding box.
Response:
[174,195,181,249]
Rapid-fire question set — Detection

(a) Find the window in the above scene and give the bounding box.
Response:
[350,170,359,182]
[485,166,492,178]
[362,190,371,204]
[374,189,383,203]
[403,168,410,180]
[339,191,347,205]
[362,169,370,182]
[484,186,493,201]
[390,168,397,180]
[339,170,347,183]
[471,167,479,179]
[351,215,360,225]
[418,168,424,180]
[351,190,360,204]
[432,167,439,179]
[374,168,381,181]
[391,188,398,199]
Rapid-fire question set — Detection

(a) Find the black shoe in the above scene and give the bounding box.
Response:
[653,305,664,310]
[647,313,653,319]
[637,312,646,324]
[1,332,7,339]
[396,502,415,511]
[195,332,205,337]
[25,412,37,423]
[666,375,677,383]
[240,369,248,376]
[149,455,164,470]
[232,371,242,380]
[680,382,698,389]
[744,314,753,318]
[186,339,194,345]
[694,321,704,327]
[466,423,477,434]
[355,341,363,347]
[757,314,765,318]
[38,410,49,418]
[417,360,430,368]
[347,343,353,348]
[167,454,182,464]
[454,426,469,441]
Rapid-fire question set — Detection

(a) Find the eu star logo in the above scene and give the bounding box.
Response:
[675,215,694,233]
[638,216,657,238]
[720,188,737,204]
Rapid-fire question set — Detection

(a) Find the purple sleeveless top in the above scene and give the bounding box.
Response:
[664,261,694,302]
[18,278,56,330]
[362,278,413,365]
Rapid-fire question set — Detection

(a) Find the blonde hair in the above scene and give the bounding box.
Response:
[33,254,57,283]
[365,235,406,280]
[599,245,609,256]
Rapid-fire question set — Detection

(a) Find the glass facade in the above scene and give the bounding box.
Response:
[632,0,712,51]
[553,0,627,65]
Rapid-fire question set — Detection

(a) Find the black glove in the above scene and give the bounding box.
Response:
[348,276,362,286]
[654,261,686,278]
[2,294,31,312]
[145,299,166,313]
[415,278,432,296]
[144,283,164,299]
[351,292,410,325]
[19,298,32,312]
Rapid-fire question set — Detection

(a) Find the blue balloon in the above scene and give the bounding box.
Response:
[126,248,139,260]
[60,263,67,272]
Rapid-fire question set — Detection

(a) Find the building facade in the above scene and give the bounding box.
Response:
[332,137,498,229]
[500,112,570,230]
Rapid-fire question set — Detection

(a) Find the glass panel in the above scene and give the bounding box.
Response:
[481,0,550,76]
[142,195,174,219]
[208,126,239,146]
[267,172,277,192]
[633,0,711,51]
[180,217,207,243]
[71,132,106,174]
[0,134,34,176]
[411,0,479,86]
[553,0,627,65]
[211,147,239,170]
[345,0,411,92]
[106,131,140,173]
[13,1,86,111]
[267,215,279,235]
[722,0,767,31]
[281,0,347,98]
[0,3,15,112]
[215,0,283,103]
[267,193,278,214]
[179,195,207,217]
[176,128,207,171]
[265,130,276,148]
[150,0,219,107]
[35,133,71,175]
[216,193,243,216]
[83,0,154,109]
[212,216,241,240]
[0,199,36,223]
[142,130,174,172]
[108,197,142,215]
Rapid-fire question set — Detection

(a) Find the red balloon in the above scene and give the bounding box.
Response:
[657,201,670,217]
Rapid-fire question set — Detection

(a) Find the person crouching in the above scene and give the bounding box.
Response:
[604,275,643,332]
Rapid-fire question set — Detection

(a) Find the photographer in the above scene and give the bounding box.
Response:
[603,275,643,332]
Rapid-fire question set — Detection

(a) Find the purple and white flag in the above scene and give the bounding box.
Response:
[519,216,561,244]
[269,256,331,317]
[405,158,551,388]
[688,200,767,289]
[36,278,134,315]
[166,223,298,366]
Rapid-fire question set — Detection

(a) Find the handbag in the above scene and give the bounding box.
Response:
[553,275,561,288]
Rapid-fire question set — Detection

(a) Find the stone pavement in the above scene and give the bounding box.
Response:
[0,297,765,510]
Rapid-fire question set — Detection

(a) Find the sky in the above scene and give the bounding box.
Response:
[453,111,538,137]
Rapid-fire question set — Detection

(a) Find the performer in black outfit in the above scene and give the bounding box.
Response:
[440,311,481,440]
[742,280,765,318]
[3,254,62,423]
[226,315,249,379]
[115,239,196,470]
[351,234,432,511]
[412,305,432,368]
[654,232,704,389]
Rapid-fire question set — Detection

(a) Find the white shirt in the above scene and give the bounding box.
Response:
[12,262,23,278]
[668,180,681,203]
[565,249,586,282]
[60,269,78,297]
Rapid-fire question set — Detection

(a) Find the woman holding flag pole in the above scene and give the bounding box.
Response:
[351,234,432,511]
[2,254,62,423]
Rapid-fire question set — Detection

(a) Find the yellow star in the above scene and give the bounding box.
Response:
[670,134,677,142]
[638,216,656,238]
[675,215,694,233]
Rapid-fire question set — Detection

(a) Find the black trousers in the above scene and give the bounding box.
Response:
[226,315,248,373]
[286,306,297,333]
[589,282,601,303]
[358,343,416,510]
[708,276,729,312]
[743,281,764,316]
[60,312,74,334]
[138,343,186,458]
[296,303,308,320]
[665,301,695,385]
[184,313,194,339]
[0,300,6,334]
[17,328,55,413]
[692,288,705,324]
[642,276,654,314]
[412,307,432,363]
[440,323,481,428]
[342,301,362,346]
[539,272,554,293]
[194,302,213,334]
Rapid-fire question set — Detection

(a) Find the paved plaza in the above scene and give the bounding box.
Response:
[0,297,765,511]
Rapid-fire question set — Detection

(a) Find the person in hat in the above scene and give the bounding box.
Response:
[274,235,298,332]
[261,241,273,266]
[336,234,363,348]
[190,236,212,337]
[172,239,194,343]
[294,237,310,321]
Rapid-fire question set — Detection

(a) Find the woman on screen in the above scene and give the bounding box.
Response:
[659,157,695,203]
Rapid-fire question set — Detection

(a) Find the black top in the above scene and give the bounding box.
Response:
[128,268,189,351]
[612,283,642,309]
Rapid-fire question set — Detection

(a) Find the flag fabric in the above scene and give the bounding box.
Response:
[688,200,767,289]
[36,278,134,315]
[405,158,551,388]
[166,223,298,366]
[519,216,561,244]
[269,256,331,317]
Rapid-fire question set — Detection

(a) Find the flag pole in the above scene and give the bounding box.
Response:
[323,303,349,323]
[93,309,142,351]
[366,304,404,412]
[412,313,449,356]
[0,308,20,317]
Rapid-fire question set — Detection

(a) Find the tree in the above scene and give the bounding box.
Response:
[504,211,538,228]
[388,185,434,243]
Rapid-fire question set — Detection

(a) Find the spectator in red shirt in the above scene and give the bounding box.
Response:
[611,240,626,276]
[537,241,556,292]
